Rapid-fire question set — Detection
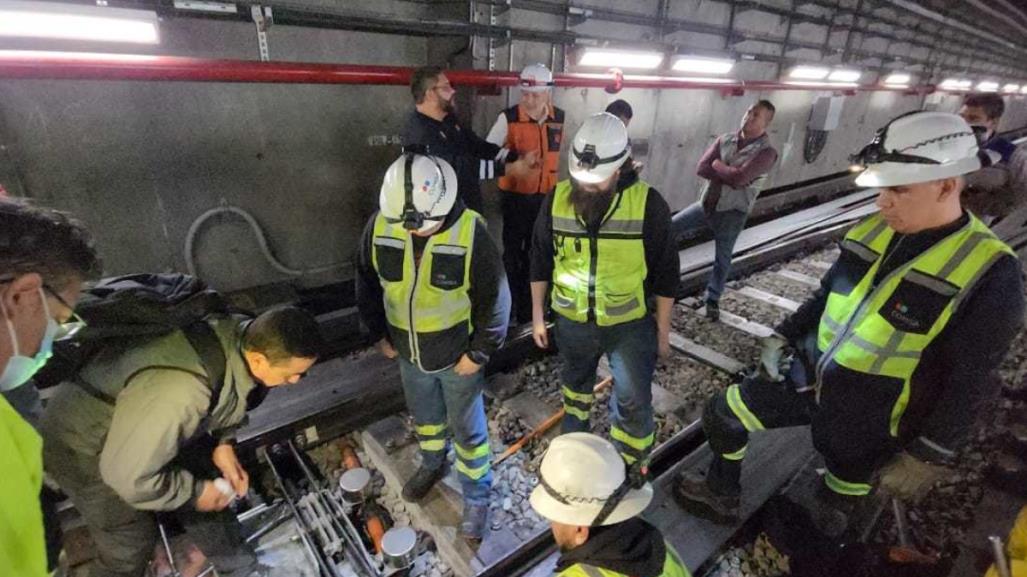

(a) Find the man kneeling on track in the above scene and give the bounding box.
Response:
[674,111,1025,531]
[530,432,691,577]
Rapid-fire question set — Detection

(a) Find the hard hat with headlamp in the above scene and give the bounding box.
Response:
[569,113,631,185]
[851,111,998,188]
[379,147,458,235]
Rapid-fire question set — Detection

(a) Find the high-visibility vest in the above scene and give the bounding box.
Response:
[549,180,649,327]
[498,104,564,194]
[816,213,1014,437]
[0,395,47,577]
[556,542,691,577]
[371,210,479,372]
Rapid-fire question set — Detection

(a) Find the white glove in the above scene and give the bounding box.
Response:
[760,334,788,382]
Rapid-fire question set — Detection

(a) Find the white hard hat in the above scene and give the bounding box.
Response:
[519,63,554,93]
[379,152,458,234]
[569,113,631,184]
[852,111,984,188]
[529,433,653,527]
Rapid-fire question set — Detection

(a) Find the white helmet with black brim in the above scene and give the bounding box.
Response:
[519,63,555,93]
[851,111,996,188]
[569,112,631,184]
[529,433,653,527]
[379,148,458,235]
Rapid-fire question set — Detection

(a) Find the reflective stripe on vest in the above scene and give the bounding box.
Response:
[556,543,691,577]
[498,105,564,194]
[371,210,478,372]
[549,179,649,327]
[815,213,1014,435]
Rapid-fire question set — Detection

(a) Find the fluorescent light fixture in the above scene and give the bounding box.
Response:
[784,80,859,88]
[939,78,972,90]
[1022,85,1027,95]
[788,65,831,80]
[671,56,735,75]
[884,73,911,86]
[1003,84,1021,93]
[578,48,664,70]
[976,81,999,92]
[828,69,862,82]
[0,1,158,43]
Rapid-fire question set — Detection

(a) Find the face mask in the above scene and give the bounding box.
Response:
[970,124,990,146]
[0,288,58,392]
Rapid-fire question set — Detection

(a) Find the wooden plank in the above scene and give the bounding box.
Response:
[651,382,686,415]
[694,306,775,339]
[731,286,800,313]
[645,426,816,572]
[362,416,478,577]
[774,269,821,288]
[667,332,746,375]
[504,391,560,430]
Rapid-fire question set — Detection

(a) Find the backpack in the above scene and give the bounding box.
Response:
[36,273,242,416]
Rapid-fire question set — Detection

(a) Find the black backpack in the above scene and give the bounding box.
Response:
[37,273,241,415]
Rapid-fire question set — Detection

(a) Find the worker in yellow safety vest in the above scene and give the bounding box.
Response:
[675,111,1025,529]
[0,200,101,577]
[530,432,691,577]
[356,151,510,540]
[529,113,680,484]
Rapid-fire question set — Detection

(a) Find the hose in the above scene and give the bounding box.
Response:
[184,205,350,280]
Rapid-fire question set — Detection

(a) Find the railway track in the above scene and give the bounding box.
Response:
[127,128,1027,577]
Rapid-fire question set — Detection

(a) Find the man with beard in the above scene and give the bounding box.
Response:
[530,113,679,482]
[404,66,539,213]
[42,306,324,577]
[670,101,778,321]
[529,433,691,577]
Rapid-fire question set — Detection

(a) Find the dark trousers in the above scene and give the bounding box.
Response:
[555,315,658,466]
[501,191,546,324]
[46,436,256,577]
[702,357,892,498]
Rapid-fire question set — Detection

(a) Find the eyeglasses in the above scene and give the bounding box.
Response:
[41,284,87,340]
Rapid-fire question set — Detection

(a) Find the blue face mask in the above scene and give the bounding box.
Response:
[0,288,58,392]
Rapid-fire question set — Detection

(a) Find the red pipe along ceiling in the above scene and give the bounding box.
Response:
[0,50,936,95]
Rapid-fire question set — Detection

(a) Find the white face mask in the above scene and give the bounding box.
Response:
[0,288,58,392]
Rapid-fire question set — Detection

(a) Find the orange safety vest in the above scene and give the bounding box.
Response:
[498,104,564,195]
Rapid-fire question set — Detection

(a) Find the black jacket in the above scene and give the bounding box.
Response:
[556,518,669,577]
[777,212,1025,462]
[403,110,516,213]
[355,202,511,370]
[530,170,681,301]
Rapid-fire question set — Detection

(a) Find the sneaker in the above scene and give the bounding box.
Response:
[673,471,739,524]
[705,300,720,321]
[460,503,490,541]
[402,463,448,503]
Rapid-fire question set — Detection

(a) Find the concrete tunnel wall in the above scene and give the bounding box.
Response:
[1,1,1026,293]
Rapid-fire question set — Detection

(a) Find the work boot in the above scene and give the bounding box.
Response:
[401,463,448,502]
[673,470,739,524]
[460,503,490,541]
[705,300,720,321]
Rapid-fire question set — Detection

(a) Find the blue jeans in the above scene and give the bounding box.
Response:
[554,315,658,466]
[671,202,749,303]
[397,358,492,505]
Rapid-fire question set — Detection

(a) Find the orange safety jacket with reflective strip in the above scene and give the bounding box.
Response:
[497,104,564,195]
